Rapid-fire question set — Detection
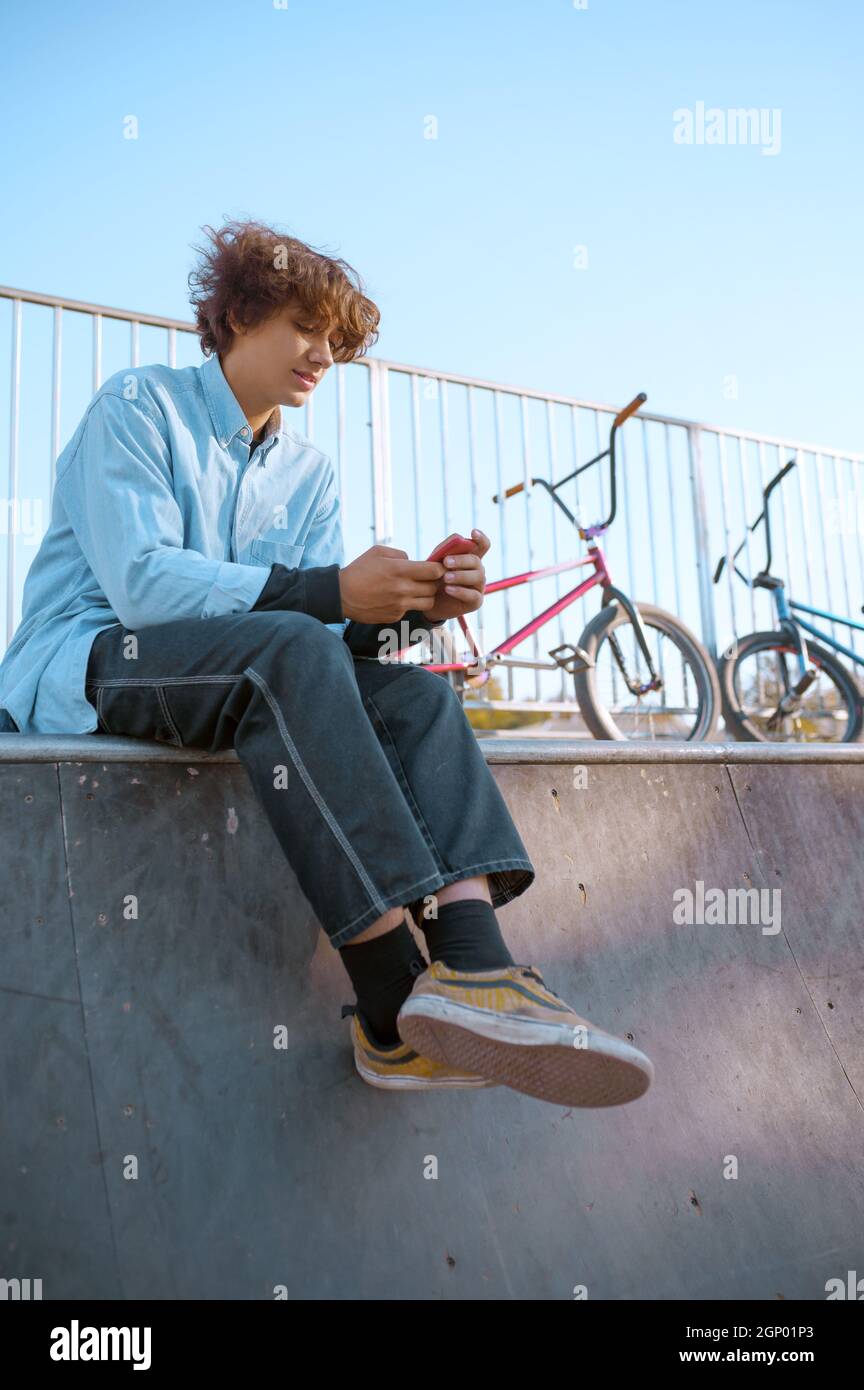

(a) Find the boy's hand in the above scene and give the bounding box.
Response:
[425,529,489,623]
[339,545,446,623]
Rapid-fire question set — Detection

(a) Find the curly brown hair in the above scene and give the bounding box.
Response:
[187,218,380,363]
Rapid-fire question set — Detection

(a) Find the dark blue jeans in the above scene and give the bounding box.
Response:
[83,611,535,947]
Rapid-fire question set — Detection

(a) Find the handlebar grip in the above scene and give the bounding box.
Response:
[491,482,525,503]
[713,555,726,584]
[612,392,647,429]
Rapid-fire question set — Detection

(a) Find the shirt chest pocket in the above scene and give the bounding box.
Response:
[249,538,305,569]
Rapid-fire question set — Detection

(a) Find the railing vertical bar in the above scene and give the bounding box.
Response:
[618,426,640,697]
[593,408,617,707]
[466,386,480,531]
[664,423,683,620]
[814,451,838,645]
[131,320,140,368]
[776,443,794,589]
[335,363,346,496]
[569,405,589,640]
[493,390,513,702]
[546,400,566,702]
[717,435,739,645]
[92,313,102,393]
[439,378,451,539]
[167,326,176,369]
[380,365,393,545]
[794,449,815,608]
[6,298,22,644]
[754,441,770,631]
[642,419,659,604]
[594,410,606,518]
[641,419,665,706]
[688,425,717,656]
[736,436,758,637]
[50,305,62,501]
[466,385,484,657]
[368,359,384,545]
[410,374,422,563]
[519,394,540,701]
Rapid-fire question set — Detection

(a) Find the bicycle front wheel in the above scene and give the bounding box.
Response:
[573,601,721,741]
[718,630,863,742]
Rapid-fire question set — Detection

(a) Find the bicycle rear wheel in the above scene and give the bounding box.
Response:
[718,631,863,742]
[573,601,721,741]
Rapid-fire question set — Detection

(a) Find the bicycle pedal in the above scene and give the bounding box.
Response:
[549,642,594,674]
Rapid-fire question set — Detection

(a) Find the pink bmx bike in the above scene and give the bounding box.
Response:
[402,392,721,742]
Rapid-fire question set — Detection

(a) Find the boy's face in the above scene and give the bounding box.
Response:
[225,300,336,408]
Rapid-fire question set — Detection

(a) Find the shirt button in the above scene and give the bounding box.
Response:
[240,426,250,437]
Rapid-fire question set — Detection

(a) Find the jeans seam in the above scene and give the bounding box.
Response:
[86,675,243,687]
[95,685,106,733]
[245,663,402,919]
[364,692,446,872]
[156,686,184,747]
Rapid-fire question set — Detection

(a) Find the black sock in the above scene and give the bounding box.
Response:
[419,899,515,971]
[339,918,427,1046]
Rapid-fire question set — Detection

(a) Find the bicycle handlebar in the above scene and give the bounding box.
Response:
[613,393,648,430]
[714,457,797,584]
[490,481,525,503]
[764,457,796,500]
[491,390,647,531]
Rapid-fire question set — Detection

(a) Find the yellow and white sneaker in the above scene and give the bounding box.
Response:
[342,1004,498,1090]
[396,960,654,1108]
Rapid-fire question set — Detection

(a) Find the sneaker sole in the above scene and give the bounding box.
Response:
[354,1053,498,1090]
[397,996,653,1107]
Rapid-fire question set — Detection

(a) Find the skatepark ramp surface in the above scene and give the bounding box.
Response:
[1,734,862,1301]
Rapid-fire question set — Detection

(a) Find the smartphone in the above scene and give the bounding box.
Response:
[427,533,477,563]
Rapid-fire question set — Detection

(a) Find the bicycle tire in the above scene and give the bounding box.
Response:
[717,630,863,743]
[573,601,721,741]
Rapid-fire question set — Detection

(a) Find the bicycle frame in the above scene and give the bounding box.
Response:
[404,543,658,695]
[773,589,864,676]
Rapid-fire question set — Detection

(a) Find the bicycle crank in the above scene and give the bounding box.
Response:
[765,667,819,730]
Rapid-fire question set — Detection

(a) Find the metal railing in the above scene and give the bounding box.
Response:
[2,285,863,709]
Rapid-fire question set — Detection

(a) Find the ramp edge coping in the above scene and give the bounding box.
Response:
[1,734,863,765]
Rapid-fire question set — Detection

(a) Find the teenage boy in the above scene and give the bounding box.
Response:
[0,219,653,1107]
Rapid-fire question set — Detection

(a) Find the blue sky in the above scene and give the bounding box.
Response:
[1,0,862,453]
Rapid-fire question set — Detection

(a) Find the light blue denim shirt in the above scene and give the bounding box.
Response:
[0,352,356,735]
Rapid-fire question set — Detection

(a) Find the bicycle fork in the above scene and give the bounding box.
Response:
[765,605,819,729]
[602,585,664,696]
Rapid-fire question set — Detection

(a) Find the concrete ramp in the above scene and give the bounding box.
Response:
[1,735,862,1300]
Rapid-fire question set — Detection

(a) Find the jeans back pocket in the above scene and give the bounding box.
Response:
[86,681,184,747]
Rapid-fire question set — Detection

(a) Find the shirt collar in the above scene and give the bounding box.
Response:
[199,351,286,450]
